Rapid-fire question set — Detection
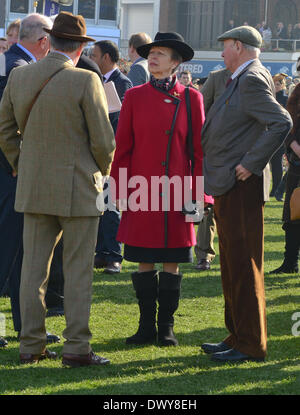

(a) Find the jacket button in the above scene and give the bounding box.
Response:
[165,130,170,135]
[161,161,166,166]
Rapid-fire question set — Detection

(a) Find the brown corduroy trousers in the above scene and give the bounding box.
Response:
[213,175,267,358]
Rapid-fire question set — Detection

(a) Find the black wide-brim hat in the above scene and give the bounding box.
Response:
[137,32,194,62]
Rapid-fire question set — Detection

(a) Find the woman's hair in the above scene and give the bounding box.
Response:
[6,18,21,36]
[287,82,300,134]
[171,49,182,74]
[273,73,287,87]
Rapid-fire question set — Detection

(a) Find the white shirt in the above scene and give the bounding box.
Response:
[103,67,118,83]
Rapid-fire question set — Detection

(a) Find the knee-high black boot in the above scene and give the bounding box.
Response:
[270,223,300,274]
[157,272,182,346]
[126,270,158,345]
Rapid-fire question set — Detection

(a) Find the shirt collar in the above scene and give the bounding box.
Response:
[231,59,256,80]
[16,43,37,62]
[52,50,74,65]
[103,67,118,83]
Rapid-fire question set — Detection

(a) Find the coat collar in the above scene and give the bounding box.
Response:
[202,59,262,136]
[9,43,34,63]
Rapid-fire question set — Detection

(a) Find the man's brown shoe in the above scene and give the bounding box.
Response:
[20,349,58,364]
[62,351,110,367]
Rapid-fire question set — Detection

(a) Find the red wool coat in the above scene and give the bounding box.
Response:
[110,80,207,248]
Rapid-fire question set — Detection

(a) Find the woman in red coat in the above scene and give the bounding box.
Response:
[110,32,206,346]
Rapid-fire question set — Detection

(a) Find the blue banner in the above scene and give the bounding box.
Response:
[179,60,297,78]
[44,0,60,16]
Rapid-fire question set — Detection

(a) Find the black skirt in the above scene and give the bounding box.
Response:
[282,166,300,225]
[124,244,193,263]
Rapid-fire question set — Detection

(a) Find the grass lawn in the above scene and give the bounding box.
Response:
[0,198,300,396]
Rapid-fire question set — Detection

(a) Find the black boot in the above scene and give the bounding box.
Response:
[270,223,300,274]
[126,270,158,345]
[157,272,182,346]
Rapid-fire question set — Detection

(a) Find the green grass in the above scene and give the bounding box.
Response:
[1,198,300,395]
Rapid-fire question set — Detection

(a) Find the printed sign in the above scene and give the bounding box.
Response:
[44,0,60,16]
[179,60,296,78]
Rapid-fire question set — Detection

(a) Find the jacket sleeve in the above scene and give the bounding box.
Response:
[0,69,22,172]
[128,63,147,87]
[239,74,293,175]
[201,73,215,114]
[81,72,116,177]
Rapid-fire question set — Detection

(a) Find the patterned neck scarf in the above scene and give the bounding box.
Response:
[150,74,177,91]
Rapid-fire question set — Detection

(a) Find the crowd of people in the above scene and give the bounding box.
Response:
[0,12,299,369]
[227,19,300,51]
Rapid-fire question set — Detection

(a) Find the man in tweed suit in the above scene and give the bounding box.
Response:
[200,26,292,363]
[0,12,115,367]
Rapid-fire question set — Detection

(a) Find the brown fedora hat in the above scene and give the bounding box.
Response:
[44,11,95,43]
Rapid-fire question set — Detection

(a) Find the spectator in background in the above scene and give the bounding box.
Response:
[0,38,8,54]
[275,22,288,49]
[270,84,300,274]
[0,12,62,348]
[292,23,300,50]
[127,32,152,86]
[227,19,235,31]
[270,73,288,201]
[6,19,21,49]
[293,23,300,39]
[91,40,133,275]
[178,70,193,87]
[262,24,272,51]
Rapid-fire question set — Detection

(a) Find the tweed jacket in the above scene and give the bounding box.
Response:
[0,52,115,217]
[201,68,231,114]
[201,59,292,199]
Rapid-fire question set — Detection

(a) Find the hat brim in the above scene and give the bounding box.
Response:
[44,27,95,43]
[137,39,194,62]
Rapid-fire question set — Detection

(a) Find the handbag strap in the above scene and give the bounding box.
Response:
[185,86,194,175]
[23,67,65,132]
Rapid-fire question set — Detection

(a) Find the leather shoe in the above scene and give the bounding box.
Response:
[62,350,110,367]
[0,337,8,348]
[94,256,107,269]
[201,341,231,354]
[195,259,210,271]
[20,349,58,364]
[104,262,121,274]
[211,348,265,363]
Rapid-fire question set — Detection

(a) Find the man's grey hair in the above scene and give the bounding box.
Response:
[50,35,86,53]
[241,42,261,57]
[19,13,52,43]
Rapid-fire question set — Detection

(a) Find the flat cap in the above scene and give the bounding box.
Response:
[217,25,262,48]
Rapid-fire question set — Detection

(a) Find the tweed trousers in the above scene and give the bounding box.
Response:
[19,213,99,355]
[213,175,267,358]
